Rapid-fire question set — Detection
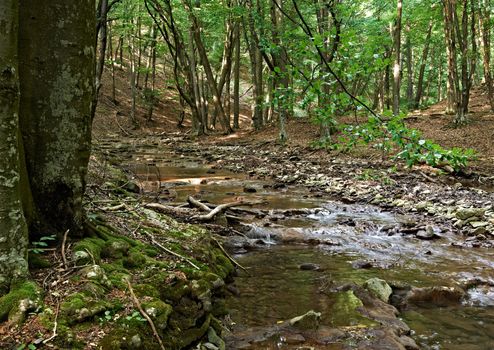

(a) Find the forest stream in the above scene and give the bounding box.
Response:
[115,139,494,350]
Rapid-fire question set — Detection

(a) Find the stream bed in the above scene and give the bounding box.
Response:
[121,141,494,350]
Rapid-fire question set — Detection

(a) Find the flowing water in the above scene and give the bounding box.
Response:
[123,143,494,350]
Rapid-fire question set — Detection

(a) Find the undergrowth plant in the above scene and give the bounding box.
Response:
[314,112,476,172]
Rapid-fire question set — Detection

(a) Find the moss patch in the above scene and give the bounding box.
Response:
[0,281,42,323]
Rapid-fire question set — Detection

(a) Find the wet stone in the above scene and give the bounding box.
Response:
[299,263,322,271]
[289,310,321,330]
[243,185,257,193]
[456,208,486,220]
[352,260,374,269]
[364,278,393,303]
[284,333,305,344]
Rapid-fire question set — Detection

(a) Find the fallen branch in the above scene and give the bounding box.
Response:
[102,203,126,211]
[212,237,249,274]
[142,231,200,270]
[187,196,212,212]
[126,279,166,350]
[192,200,264,222]
[144,202,190,216]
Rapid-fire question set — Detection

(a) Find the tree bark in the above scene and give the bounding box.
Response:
[233,20,241,129]
[245,0,264,130]
[183,0,233,133]
[19,0,96,237]
[405,22,414,108]
[392,0,403,115]
[480,0,494,111]
[93,0,109,121]
[444,0,460,115]
[0,0,29,294]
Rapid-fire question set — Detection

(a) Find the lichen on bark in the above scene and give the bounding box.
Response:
[0,0,29,295]
[18,0,96,237]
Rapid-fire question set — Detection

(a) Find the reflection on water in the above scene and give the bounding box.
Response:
[227,246,494,350]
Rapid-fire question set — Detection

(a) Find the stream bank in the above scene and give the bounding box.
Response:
[0,149,236,350]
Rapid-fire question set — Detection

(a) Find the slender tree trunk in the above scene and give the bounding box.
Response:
[129,26,138,125]
[93,0,109,120]
[233,20,241,129]
[438,57,443,102]
[19,0,96,237]
[414,21,433,109]
[144,25,157,90]
[384,55,391,110]
[245,0,264,130]
[0,0,29,295]
[187,29,205,134]
[444,0,458,114]
[452,0,473,124]
[392,0,403,115]
[480,0,494,110]
[135,10,142,89]
[272,0,288,142]
[108,22,117,103]
[183,0,232,133]
[405,22,414,108]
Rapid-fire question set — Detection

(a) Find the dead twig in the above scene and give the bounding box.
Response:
[126,279,166,350]
[43,300,60,344]
[212,237,249,274]
[102,203,127,211]
[142,231,200,270]
[61,229,69,269]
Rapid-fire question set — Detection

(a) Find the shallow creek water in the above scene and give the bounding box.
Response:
[124,145,494,350]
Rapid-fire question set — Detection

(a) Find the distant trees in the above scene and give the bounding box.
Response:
[95,0,493,140]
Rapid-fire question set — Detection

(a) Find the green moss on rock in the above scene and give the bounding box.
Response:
[142,298,173,330]
[73,238,106,265]
[0,281,42,323]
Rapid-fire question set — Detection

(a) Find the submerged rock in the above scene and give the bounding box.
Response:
[415,226,440,240]
[243,185,257,193]
[403,286,465,307]
[289,310,321,330]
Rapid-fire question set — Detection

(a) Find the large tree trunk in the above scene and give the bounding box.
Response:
[0,0,29,295]
[19,0,96,238]
[392,0,403,115]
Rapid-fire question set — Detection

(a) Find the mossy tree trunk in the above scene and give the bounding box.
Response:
[0,0,30,295]
[18,0,96,238]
